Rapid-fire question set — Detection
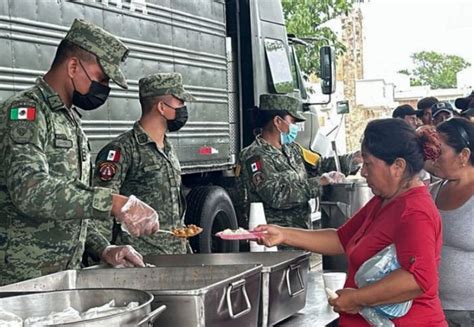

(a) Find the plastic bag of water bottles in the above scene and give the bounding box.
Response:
[355,244,413,326]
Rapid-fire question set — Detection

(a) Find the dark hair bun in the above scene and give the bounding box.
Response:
[416,125,441,161]
[362,119,425,177]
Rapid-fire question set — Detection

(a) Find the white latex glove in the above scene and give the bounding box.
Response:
[115,195,159,237]
[320,171,346,185]
[101,245,145,268]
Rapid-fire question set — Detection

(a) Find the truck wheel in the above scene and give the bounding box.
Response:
[185,186,239,253]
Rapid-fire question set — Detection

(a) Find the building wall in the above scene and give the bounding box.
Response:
[341,8,367,151]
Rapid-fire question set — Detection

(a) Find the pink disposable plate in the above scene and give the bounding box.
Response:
[215,230,266,240]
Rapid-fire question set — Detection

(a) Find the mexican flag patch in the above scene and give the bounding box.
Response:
[107,149,121,162]
[10,107,36,121]
[251,160,262,172]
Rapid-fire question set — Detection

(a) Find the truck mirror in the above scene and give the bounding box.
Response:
[336,100,350,114]
[319,46,336,95]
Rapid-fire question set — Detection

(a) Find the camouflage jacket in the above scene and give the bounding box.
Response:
[94,122,187,255]
[238,135,356,228]
[0,78,113,286]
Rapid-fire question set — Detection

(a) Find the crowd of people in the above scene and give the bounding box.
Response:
[0,17,472,327]
[256,95,473,326]
[392,93,474,128]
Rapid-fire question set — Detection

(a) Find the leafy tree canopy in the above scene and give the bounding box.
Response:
[398,51,471,89]
[282,0,353,76]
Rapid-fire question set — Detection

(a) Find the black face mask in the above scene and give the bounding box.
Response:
[71,61,111,111]
[165,104,188,132]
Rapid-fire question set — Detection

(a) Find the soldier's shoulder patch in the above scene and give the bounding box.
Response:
[9,104,37,122]
[1,91,39,142]
[9,120,35,144]
[98,145,123,163]
[245,155,266,187]
[6,98,43,143]
[106,149,121,162]
[246,155,263,174]
[98,161,118,181]
[251,171,265,187]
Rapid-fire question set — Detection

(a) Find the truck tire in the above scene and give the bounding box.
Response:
[185,186,239,253]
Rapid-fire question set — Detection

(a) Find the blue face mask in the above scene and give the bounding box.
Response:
[280,121,299,145]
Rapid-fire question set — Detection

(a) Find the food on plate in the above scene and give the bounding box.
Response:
[171,224,203,238]
[215,228,266,240]
[220,228,251,235]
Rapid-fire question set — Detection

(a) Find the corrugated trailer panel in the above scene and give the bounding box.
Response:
[0,0,235,173]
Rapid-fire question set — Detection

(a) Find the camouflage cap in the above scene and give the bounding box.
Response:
[138,73,195,101]
[64,19,129,89]
[259,94,305,122]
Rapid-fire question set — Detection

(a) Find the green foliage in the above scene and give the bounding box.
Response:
[282,0,353,75]
[402,51,471,89]
[397,69,410,76]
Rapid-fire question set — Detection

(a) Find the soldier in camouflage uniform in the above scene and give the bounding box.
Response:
[0,19,159,286]
[239,94,360,229]
[94,73,194,255]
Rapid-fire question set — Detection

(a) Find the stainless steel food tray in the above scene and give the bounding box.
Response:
[0,264,262,327]
[144,251,311,326]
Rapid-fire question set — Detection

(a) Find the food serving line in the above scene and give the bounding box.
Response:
[0,252,338,326]
[0,179,372,326]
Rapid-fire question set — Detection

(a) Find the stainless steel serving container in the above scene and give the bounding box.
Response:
[321,178,373,218]
[0,264,262,327]
[144,251,311,326]
[321,177,374,272]
[0,288,165,326]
